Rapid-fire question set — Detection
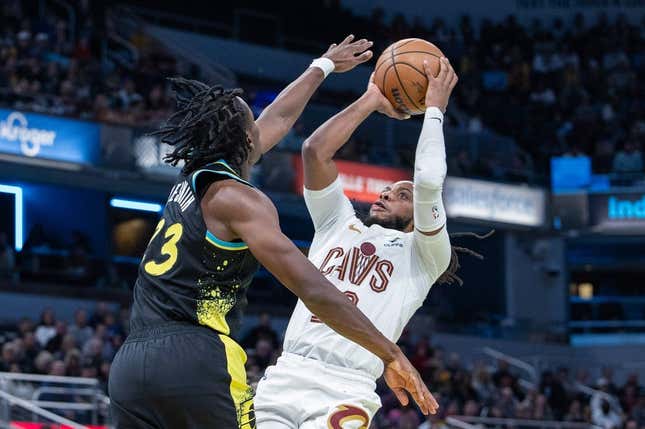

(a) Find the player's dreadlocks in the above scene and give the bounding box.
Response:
[436,230,495,286]
[152,77,250,175]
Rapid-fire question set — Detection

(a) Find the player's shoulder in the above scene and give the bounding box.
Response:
[202,179,276,219]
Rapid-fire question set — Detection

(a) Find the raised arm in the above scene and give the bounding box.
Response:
[302,75,410,190]
[413,57,458,237]
[404,58,459,287]
[201,182,437,415]
[255,35,373,154]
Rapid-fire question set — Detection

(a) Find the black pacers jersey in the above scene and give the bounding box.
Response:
[130,160,260,337]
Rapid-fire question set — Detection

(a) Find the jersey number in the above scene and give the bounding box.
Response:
[311,291,359,323]
[144,219,184,276]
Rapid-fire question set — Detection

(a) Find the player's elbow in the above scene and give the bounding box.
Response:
[414,163,447,190]
[302,138,329,163]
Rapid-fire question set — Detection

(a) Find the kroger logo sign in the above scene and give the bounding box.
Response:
[0,111,57,157]
[0,109,99,165]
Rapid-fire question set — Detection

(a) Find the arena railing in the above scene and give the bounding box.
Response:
[522,350,645,390]
[0,372,109,427]
[481,349,624,414]
[449,415,603,429]
[446,416,481,429]
[0,389,87,429]
[483,346,539,382]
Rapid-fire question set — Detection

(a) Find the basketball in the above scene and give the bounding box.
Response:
[374,38,445,115]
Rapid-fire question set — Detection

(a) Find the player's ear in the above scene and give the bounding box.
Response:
[245,131,262,165]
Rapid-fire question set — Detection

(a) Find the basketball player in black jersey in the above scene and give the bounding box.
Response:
[108,35,436,429]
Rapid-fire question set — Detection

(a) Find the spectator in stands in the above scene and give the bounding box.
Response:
[631,395,645,428]
[493,360,520,395]
[49,359,66,376]
[533,393,555,420]
[81,336,103,368]
[34,308,56,347]
[495,386,519,417]
[612,139,643,173]
[623,385,640,415]
[593,398,623,429]
[68,309,93,346]
[540,370,568,419]
[410,337,435,380]
[602,368,621,396]
[253,338,276,371]
[565,399,586,422]
[625,419,639,429]
[471,364,496,400]
[44,320,68,353]
[397,407,421,428]
[80,358,98,379]
[623,374,642,393]
[89,302,110,327]
[33,350,53,374]
[463,399,480,417]
[241,312,279,349]
[0,342,18,371]
[0,232,16,279]
[20,331,40,372]
[64,349,82,377]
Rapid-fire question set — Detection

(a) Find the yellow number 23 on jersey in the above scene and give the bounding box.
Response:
[144,218,184,276]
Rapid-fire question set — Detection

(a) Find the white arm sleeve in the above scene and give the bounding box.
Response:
[414,106,448,233]
[409,107,452,291]
[303,177,356,233]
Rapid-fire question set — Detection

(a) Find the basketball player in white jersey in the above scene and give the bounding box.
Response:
[254,57,458,429]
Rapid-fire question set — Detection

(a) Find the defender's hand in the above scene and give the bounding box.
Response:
[364,73,410,120]
[383,350,439,415]
[323,35,373,73]
[423,57,458,113]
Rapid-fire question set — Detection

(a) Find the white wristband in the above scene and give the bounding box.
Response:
[309,57,335,78]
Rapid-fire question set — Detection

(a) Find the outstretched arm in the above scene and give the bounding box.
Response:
[413,57,458,237]
[201,183,437,415]
[255,35,373,154]
[407,57,458,286]
[302,75,410,191]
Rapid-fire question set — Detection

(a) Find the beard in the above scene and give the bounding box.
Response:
[363,213,413,231]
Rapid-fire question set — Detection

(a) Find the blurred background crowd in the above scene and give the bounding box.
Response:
[0,0,643,179]
[1,306,645,429]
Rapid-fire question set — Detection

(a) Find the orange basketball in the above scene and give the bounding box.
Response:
[374,38,444,115]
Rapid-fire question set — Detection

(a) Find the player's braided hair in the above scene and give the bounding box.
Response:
[152,77,250,175]
[437,230,495,286]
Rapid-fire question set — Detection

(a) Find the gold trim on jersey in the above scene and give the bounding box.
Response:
[205,231,249,251]
[219,334,255,429]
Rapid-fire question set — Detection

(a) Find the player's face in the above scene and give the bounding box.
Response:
[237,97,262,164]
[366,181,414,232]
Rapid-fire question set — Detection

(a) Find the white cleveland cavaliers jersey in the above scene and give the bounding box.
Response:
[282,178,451,379]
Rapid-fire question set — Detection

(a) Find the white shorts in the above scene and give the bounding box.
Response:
[255,352,382,429]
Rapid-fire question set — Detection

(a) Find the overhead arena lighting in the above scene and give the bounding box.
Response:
[110,198,162,213]
[0,184,23,251]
